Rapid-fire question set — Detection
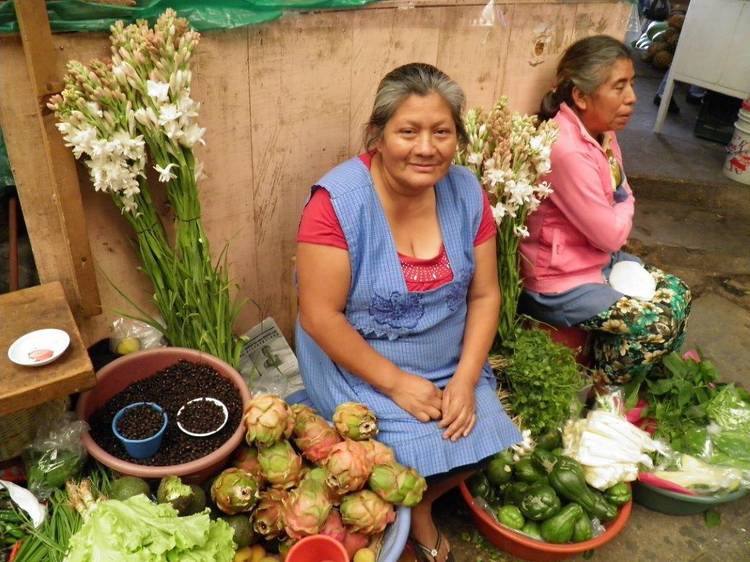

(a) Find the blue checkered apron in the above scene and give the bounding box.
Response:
[296,157,521,477]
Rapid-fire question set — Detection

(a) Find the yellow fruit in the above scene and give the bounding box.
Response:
[249,545,267,562]
[353,548,376,562]
[115,337,141,355]
[258,557,279,562]
[233,547,254,562]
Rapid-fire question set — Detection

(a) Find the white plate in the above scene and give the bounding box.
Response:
[8,328,70,367]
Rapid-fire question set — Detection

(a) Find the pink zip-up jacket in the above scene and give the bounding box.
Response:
[520,103,634,294]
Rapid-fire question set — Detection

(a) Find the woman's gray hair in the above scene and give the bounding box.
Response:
[539,35,632,120]
[363,62,469,150]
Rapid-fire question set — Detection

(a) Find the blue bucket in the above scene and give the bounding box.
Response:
[285,389,411,562]
[112,402,168,459]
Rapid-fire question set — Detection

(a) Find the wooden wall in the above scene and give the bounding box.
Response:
[0,0,629,345]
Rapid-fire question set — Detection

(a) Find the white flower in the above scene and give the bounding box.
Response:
[147,79,170,103]
[158,104,182,125]
[514,224,530,238]
[485,168,506,187]
[178,123,206,148]
[134,107,159,128]
[467,152,483,166]
[85,102,103,118]
[491,203,506,225]
[154,163,177,183]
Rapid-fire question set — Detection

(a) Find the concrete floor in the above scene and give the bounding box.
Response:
[427,51,750,562]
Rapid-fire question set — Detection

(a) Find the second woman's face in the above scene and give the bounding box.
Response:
[577,58,637,137]
[376,92,458,193]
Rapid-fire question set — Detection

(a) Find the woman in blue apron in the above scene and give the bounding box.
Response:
[296,63,520,562]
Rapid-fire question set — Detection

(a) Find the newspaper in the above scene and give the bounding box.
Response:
[238,317,305,399]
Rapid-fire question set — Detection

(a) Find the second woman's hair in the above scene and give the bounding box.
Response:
[539,35,632,120]
[363,62,469,150]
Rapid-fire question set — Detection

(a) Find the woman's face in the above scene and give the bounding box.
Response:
[376,92,458,193]
[575,58,637,137]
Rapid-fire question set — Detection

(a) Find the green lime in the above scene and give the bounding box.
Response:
[183,484,207,515]
[110,476,151,501]
[221,514,255,548]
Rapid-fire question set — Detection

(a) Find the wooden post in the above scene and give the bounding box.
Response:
[5,0,101,317]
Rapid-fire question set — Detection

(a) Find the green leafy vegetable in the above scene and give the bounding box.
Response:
[497,328,586,438]
[706,384,750,432]
[64,495,235,562]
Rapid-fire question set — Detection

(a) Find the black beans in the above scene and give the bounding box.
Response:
[177,399,225,434]
[117,404,164,440]
[89,360,243,466]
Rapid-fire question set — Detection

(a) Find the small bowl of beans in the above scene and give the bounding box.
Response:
[176,397,229,438]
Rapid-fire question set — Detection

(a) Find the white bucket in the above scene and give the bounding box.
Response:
[724,119,750,185]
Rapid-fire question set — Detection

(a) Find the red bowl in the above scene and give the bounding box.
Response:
[286,535,349,562]
[76,347,251,483]
[458,482,632,562]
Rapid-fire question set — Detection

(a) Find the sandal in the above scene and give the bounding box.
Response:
[411,528,455,562]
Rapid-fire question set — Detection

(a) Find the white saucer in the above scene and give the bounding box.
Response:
[8,328,70,367]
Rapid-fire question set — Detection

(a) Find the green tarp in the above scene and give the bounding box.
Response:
[0,0,378,34]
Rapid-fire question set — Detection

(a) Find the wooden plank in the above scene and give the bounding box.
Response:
[436,4,514,110]
[9,0,101,318]
[499,2,577,114]
[349,7,443,155]
[573,1,630,42]
[248,13,354,338]
[0,282,95,416]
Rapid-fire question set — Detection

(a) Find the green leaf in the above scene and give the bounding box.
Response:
[704,509,721,528]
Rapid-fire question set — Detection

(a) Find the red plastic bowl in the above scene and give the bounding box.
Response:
[286,534,349,562]
[458,481,632,562]
[76,347,251,483]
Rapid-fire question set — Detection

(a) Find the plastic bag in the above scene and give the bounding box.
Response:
[22,411,88,499]
[110,317,165,355]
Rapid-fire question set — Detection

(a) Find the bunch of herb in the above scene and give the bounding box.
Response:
[641,352,720,449]
[493,328,587,438]
[13,463,112,562]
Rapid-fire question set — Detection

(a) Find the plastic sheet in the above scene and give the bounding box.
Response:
[0,0,379,34]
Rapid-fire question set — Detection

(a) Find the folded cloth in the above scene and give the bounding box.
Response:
[608,260,656,301]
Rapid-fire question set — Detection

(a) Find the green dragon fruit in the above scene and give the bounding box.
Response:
[258,440,303,489]
[243,394,294,448]
[210,468,259,515]
[232,446,264,482]
[323,439,373,494]
[333,402,378,440]
[340,490,395,535]
[252,488,289,539]
[361,439,396,466]
[291,403,318,429]
[368,462,427,507]
[283,473,333,540]
[293,412,342,463]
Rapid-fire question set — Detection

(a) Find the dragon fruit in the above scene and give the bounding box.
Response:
[232,446,264,481]
[293,412,342,463]
[252,488,288,539]
[243,394,294,448]
[340,490,395,535]
[361,439,396,466]
[283,473,334,540]
[343,531,370,559]
[210,468,260,515]
[368,462,427,507]
[319,509,347,543]
[291,403,318,428]
[323,439,373,494]
[333,402,378,440]
[258,440,303,489]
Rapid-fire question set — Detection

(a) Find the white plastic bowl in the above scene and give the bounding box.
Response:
[8,328,70,367]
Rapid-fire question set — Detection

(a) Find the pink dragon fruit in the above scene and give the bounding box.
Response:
[232,446,264,482]
[283,473,333,540]
[333,402,378,440]
[252,488,289,539]
[368,462,427,507]
[361,439,396,466]
[319,509,347,544]
[258,440,303,489]
[243,394,294,448]
[291,403,318,428]
[323,439,373,494]
[340,490,395,535]
[210,467,260,515]
[293,412,342,463]
[343,530,370,559]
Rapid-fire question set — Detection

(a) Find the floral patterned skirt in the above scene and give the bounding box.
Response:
[577,266,692,384]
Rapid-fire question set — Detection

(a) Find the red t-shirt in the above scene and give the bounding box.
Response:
[297,153,496,292]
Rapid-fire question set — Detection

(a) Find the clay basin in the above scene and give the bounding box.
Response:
[76,347,250,483]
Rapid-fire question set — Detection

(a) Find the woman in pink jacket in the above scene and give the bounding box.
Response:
[519,35,691,386]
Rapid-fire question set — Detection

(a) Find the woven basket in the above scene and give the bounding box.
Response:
[0,398,68,461]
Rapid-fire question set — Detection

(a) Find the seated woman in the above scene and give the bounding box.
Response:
[295,63,520,562]
[519,35,691,386]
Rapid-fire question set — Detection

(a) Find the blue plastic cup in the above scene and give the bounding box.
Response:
[112,402,168,459]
